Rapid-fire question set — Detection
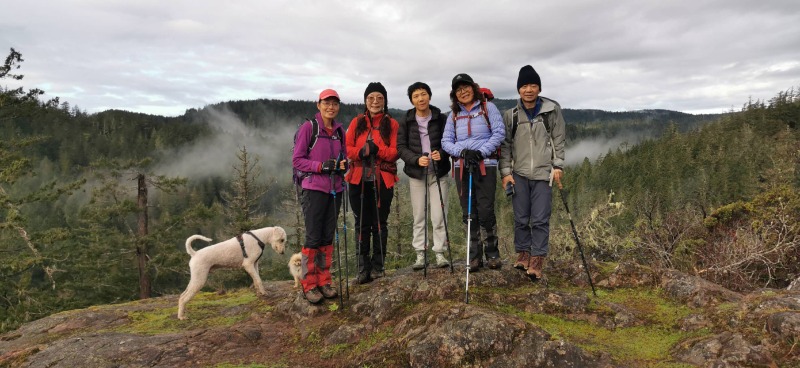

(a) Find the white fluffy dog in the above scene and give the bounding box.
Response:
[177,226,287,320]
[288,252,303,288]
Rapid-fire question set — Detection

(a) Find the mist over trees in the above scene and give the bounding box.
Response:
[1,48,798,334]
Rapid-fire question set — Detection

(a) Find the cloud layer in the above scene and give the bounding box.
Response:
[2,0,798,116]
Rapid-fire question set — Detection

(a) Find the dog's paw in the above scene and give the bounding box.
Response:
[178,315,188,321]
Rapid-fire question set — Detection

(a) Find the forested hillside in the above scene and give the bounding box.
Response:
[2,48,797,336]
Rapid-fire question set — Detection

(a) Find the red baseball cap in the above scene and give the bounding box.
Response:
[318,89,340,101]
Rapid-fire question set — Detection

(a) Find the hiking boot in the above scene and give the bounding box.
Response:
[469,258,482,272]
[435,253,450,268]
[303,288,323,304]
[486,257,502,269]
[356,271,373,285]
[319,284,338,299]
[514,251,530,270]
[412,251,426,270]
[527,256,544,279]
[370,269,385,280]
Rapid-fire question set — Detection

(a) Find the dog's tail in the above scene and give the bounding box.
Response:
[185,235,212,257]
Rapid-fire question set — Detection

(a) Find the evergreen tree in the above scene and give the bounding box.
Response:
[221,145,270,234]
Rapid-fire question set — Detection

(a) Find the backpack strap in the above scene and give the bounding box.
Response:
[511,107,519,139]
[452,104,490,140]
[481,101,490,129]
[511,99,550,139]
[306,117,320,153]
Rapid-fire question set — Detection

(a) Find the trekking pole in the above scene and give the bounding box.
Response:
[371,159,385,277]
[367,134,385,278]
[336,152,350,299]
[343,180,350,299]
[422,152,429,278]
[357,174,366,282]
[559,188,597,297]
[465,163,474,304]
[431,153,454,273]
[330,160,344,308]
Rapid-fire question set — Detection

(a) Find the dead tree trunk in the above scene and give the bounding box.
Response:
[137,173,151,299]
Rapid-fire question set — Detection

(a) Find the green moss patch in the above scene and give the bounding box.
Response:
[110,289,265,334]
[595,288,695,325]
[352,328,393,355]
[491,287,710,365]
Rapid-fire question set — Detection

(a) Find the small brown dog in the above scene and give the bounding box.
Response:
[288,252,302,288]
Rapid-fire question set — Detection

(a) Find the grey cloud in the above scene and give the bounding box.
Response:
[1,0,798,117]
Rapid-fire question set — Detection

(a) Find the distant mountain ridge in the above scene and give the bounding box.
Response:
[154,97,721,129]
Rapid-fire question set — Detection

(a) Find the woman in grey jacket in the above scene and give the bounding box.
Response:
[499,65,565,279]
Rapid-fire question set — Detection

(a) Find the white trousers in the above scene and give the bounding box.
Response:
[409,173,449,253]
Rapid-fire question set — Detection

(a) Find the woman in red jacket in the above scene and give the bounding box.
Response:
[345,82,399,284]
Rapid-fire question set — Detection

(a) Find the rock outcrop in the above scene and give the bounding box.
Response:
[1,260,797,367]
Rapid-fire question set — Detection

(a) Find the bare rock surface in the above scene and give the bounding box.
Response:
[1,260,797,367]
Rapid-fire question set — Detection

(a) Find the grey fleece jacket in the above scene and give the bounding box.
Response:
[499,97,566,181]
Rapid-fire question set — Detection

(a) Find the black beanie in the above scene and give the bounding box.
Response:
[364,82,388,110]
[517,65,541,91]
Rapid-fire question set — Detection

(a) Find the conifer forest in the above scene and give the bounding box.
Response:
[2,48,799,333]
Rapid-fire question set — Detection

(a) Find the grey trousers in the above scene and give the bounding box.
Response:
[511,172,552,256]
[408,173,449,253]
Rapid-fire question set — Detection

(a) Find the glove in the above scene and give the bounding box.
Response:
[320,159,337,174]
[461,149,482,173]
[359,140,379,159]
[463,149,483,166]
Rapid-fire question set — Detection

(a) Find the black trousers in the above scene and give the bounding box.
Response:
[348,179,393,272]
[454,165,499,261]
[301,189,343,249]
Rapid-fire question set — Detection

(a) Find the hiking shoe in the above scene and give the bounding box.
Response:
[486,257,502,269]
[412,251,426,270]
[527,256,544,279]
[435,253,450,268]
[370,269,385,279]
[356,271,373,285]
[319,284,338,299]
[303,288,323,304]
[514,251,530,270]
[468,258,482,272]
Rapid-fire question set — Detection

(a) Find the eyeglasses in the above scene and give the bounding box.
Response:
[456,85,472,94]
[367,96,385,103]
[320,100,340,107]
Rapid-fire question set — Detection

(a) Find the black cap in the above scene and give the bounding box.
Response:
[451,73,474,89]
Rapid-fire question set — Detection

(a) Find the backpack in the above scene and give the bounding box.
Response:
[291,117,344,189]
[451,101,501,159]
[510,98,551,139]
[510,104,555,162]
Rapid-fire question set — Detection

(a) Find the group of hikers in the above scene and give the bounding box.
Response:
[291,65,565,304]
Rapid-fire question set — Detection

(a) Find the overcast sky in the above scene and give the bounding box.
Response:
[2,0,799,117]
